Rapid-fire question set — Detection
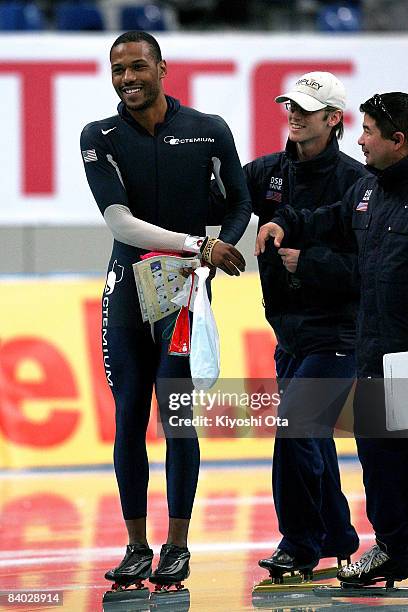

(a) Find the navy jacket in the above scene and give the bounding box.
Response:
[274,155,408,376]
[211,137,368,355]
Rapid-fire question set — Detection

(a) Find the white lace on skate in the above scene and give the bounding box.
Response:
[338,545,389,578]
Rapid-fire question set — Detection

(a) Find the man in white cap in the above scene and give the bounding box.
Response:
[211,71,368,580]
[276,71,348,112]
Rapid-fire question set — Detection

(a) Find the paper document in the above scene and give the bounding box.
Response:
[383,351,408,431]
[133,254,200,324]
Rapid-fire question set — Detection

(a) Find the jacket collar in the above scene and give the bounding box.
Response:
[117,95,180,134]
[376,155,408,190]
[284,136,340,172]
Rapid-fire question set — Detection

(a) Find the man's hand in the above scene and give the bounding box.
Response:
[278,248,300,273]
[255,222,285,255]
[210,241,246,276]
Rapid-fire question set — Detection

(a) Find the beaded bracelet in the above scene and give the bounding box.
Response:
[200,237,220,265]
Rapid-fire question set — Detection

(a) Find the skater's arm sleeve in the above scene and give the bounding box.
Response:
[103,205,194,252]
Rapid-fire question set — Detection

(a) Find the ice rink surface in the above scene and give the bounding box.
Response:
[1,460,408,611]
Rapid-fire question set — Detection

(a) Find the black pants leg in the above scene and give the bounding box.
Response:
[272,347,358,562]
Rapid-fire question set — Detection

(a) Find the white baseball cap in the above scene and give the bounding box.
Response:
[275,71,346,111]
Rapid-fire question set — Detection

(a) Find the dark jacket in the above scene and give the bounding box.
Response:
[211,137,368,355]
[274,155,408,376]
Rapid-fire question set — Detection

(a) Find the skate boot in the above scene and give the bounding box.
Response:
[258,548,318,583]
[105,543,153,588]
[150,544,190,590]
[103,543,153,606]
[337,544,408,588]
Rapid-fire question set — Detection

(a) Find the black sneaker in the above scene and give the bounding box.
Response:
[149,544,190,586]
[258,548,318,574]
[105,543,153,585]
[337,544,408,586]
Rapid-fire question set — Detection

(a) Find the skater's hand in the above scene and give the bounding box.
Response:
[278,248,300,273]
[208,241,246,276]
[207,264,217,281]
[255,222,285,255]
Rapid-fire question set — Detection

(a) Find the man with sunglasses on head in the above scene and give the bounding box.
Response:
[211,71,367,580]
[256,92,408,587]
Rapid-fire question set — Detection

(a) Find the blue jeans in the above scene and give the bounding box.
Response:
[272,346,359,563]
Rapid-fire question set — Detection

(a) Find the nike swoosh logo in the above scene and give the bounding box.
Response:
[101,127,117,135]
[158,557,189,575]
[119,559,152,575]
[336,352,347,357]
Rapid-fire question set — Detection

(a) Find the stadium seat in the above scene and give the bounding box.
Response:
[0,1,44,30]
[56,2,105,31]
[120,4,167,31]
[317,3,362,31]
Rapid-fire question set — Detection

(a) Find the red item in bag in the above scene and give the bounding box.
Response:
[168,306,190,356]
[168,272,195,356]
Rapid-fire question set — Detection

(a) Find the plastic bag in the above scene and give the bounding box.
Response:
[170,272,199,311]
[190,266,220,390]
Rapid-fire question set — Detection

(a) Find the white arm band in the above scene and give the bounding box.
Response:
[104,204,203,253]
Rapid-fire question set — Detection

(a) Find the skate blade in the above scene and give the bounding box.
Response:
[255,566,338,588]
[103,586,150,606]
[103,600,150,612]
[150,587,190,610]
[252,584,331,608]
[253,581,334,593]
[314,585,408,598]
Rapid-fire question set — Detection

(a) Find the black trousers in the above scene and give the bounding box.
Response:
[354,379,408,561]
[272,346,359,563]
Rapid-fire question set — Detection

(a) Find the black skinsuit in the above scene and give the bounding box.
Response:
[81,96,251,520]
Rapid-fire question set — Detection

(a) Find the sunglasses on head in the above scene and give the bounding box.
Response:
[368,94,400,132]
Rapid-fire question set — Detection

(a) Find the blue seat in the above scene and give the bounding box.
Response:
[121,4,167,31]
[0,1,44,30]
[317,3,362,32]
[56,2,105,31]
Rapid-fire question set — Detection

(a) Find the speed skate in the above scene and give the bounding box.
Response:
[252,553,351,607]
[315,544,408,599]
[103,543,191,610]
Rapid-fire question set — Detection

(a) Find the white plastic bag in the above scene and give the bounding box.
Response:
[170,272,199,311]
[190,266,220,390]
